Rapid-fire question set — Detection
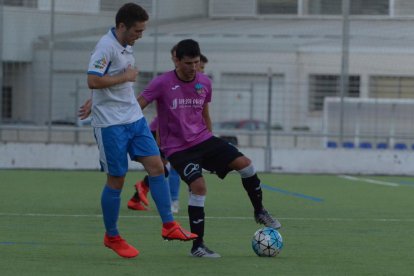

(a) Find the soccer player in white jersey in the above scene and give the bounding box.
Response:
[138,39,282,258]
[86,3,196,258]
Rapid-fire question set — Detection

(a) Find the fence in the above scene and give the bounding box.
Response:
[3,0,414,171]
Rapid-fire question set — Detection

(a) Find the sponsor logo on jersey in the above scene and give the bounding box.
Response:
[171,85,180,90]
[93,56,107,70]
[170,98,178,110]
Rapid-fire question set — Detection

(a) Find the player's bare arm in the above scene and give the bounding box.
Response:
[87,66,138,89]
[137,95,149,109]
[202,103,212,132]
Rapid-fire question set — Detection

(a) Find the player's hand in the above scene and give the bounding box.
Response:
[124,66,139,82]
[78,98,92,120]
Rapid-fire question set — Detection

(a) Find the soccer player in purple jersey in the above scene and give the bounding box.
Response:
[84,3,197,258]
[128,47,209,213]
[138,39,282,258]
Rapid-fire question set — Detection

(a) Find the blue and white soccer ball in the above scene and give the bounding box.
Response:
[251,227,283,257]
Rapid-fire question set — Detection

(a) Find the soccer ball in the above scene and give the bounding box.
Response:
[251,227,283,257]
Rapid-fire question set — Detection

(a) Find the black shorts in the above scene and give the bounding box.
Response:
[168,136,244,185]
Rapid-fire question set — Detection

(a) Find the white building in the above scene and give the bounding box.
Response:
[3,0,414,152]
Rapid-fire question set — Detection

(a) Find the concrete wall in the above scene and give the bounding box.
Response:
[1,6,114,62]
[2,142,414,175]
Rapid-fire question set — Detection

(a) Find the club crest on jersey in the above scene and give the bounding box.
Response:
[195,83,204,95]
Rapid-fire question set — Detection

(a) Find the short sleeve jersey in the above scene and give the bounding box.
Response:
[141,71,213,157]
[87,28,143,127]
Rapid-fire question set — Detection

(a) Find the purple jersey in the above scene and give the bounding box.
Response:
[141,70,212,157]
[149,116,158,132]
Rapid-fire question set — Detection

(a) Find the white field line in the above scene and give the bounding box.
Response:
[338,175,400,187]
[0,212,413,222]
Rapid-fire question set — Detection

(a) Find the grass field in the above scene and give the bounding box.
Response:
[1,170,413,275]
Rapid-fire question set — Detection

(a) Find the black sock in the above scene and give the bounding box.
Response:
[242,174,263,212]
[143,175,149,188]
[188,205,205,249]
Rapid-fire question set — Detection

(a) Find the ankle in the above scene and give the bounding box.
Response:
[163,221,176,229]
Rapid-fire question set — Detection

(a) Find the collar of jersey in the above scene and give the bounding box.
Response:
[109,27,133,54]
[174,69,197,83]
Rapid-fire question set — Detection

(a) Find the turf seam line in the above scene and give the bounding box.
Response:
[0,213,413,222]
[338,175,400,187]
[261,183,324,202]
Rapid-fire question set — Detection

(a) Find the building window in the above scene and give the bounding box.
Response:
[4,0,37,8]
[100,0,152,13]
[2,86,12,119]
[370,76,414,99]
[309,74,360,112]
[308,0,388,15]
[258,0,297,15]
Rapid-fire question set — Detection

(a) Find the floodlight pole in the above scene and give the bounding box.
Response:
[248,83,254,147]
[0,0,4,126]
[265,68,273,172]
[47,0,55,142]
[339,0,350,145]
[152,0,159,78]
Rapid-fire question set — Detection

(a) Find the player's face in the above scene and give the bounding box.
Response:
[176,56,200,81]
[119,21,146,46]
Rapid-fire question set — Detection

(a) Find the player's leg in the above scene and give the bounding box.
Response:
[127,176,149,210]
[168,148,220,258]
[127,161,169,210]
[127,133,168,210]
[139,155,172,221]
[94,125,139,258]
[168,164,181,213]
[228,156,282,229]
[205,136,281,229]
[137,175,150,204]
[130,118,197,241]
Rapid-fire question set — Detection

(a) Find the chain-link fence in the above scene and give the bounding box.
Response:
[3,0,414,152]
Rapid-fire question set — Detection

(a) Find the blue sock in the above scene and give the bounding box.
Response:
[148,174,174,223]
[169,168,181,201]
[101,185,121,237]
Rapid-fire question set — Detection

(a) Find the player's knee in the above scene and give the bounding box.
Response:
[107,175,125,189]
[149,165,164,176]
[142,156,165,176]
[189,177,206,195]
[230,156,252,171]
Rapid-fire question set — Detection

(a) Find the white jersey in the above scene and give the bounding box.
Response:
[87,28,143,127]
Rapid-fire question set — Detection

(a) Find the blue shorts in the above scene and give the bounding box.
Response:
[94,118,160,177]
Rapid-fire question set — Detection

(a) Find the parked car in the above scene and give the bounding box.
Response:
[48,117,91,127]
[213,119,269,131]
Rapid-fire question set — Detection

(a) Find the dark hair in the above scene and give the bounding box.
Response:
[115,3,149,29]
[170,44,177,56]
[175,39,201,60]
[200,54,208,63]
